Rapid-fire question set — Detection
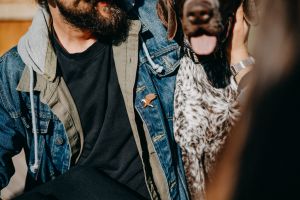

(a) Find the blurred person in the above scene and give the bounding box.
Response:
[207,1,300,200]
[0,0,252,199]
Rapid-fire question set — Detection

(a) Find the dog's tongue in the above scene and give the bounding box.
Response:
[190,35,217,55]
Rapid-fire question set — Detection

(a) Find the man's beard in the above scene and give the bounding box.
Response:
[55,0,130,45]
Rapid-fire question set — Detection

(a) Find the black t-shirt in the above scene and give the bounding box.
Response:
[52,36,150,199]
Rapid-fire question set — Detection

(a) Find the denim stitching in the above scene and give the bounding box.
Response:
[0,80,21,118]
[139,45,179,65]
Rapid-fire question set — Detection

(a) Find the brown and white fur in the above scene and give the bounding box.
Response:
[156,0,258,199]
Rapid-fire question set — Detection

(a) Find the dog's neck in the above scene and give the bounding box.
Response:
[182,39,232,89]
[183,39,201,64]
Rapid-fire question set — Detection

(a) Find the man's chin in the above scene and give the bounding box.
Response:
[93,10,130,44]
[94,24,131,45]
[55,0,129,44]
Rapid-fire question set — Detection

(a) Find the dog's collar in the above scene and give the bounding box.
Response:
[183,39,201,64]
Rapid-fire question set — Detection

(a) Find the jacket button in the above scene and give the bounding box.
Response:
[55,137,64,145]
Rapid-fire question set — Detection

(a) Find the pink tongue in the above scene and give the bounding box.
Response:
[190,35,217,55]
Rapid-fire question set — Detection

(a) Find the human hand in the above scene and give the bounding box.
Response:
[227,5,250,66]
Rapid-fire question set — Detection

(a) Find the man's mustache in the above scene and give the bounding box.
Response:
[73,0,116,7]
[71,0,134,12]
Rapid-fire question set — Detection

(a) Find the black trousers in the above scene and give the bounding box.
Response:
[15,167,147,200]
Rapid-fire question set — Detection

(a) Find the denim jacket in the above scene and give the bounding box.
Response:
[0,2,189,200]
[136,1,189,200]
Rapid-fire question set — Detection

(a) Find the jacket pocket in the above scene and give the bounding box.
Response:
[22,94,53,135]
[22,110,52,135]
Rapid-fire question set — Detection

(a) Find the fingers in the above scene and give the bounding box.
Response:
[236,5,244,22]
[233,5,250,40]
[227,5,251,65]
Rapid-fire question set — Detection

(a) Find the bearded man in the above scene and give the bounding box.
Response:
[0,0,191,199]
[0,0,250,199]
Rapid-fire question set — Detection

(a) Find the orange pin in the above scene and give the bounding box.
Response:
[142,93,157,108]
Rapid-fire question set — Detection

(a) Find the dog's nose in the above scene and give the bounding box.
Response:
[187,5,213,24]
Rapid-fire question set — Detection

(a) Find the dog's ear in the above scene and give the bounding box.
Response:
[157,0,178,40]
[243,0,259,25]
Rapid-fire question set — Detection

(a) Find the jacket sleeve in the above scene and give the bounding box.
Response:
[0,85,24,189]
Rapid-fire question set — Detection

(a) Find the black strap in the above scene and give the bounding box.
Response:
[183,40,201,64]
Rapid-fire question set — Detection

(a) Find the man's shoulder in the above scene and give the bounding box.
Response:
[0,46,25,80]
[0,46,26,97]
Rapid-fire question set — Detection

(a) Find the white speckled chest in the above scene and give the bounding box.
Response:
[174,56,240,199]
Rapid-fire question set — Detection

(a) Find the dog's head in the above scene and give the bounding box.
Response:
[157,0,258,55]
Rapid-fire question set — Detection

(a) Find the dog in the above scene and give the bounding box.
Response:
[156,0,258,199]
[157,0,258,86]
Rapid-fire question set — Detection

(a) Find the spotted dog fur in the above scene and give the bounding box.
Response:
[174,56,240,199]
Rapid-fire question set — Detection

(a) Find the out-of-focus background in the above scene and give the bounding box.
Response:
[0,1,36,198]
[0,0,36,55]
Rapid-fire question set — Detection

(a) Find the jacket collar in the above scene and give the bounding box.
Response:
[113,20,141,98]
[17,9,141,95]
[17,7,57,82]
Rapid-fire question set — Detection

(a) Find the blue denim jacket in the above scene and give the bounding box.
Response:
[0,2,189,199]
[0,48,71,186]
[136,1,189,200]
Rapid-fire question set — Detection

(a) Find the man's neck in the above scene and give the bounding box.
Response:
[49,5,97,54]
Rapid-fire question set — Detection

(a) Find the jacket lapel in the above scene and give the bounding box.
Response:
[113,20,142,153]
